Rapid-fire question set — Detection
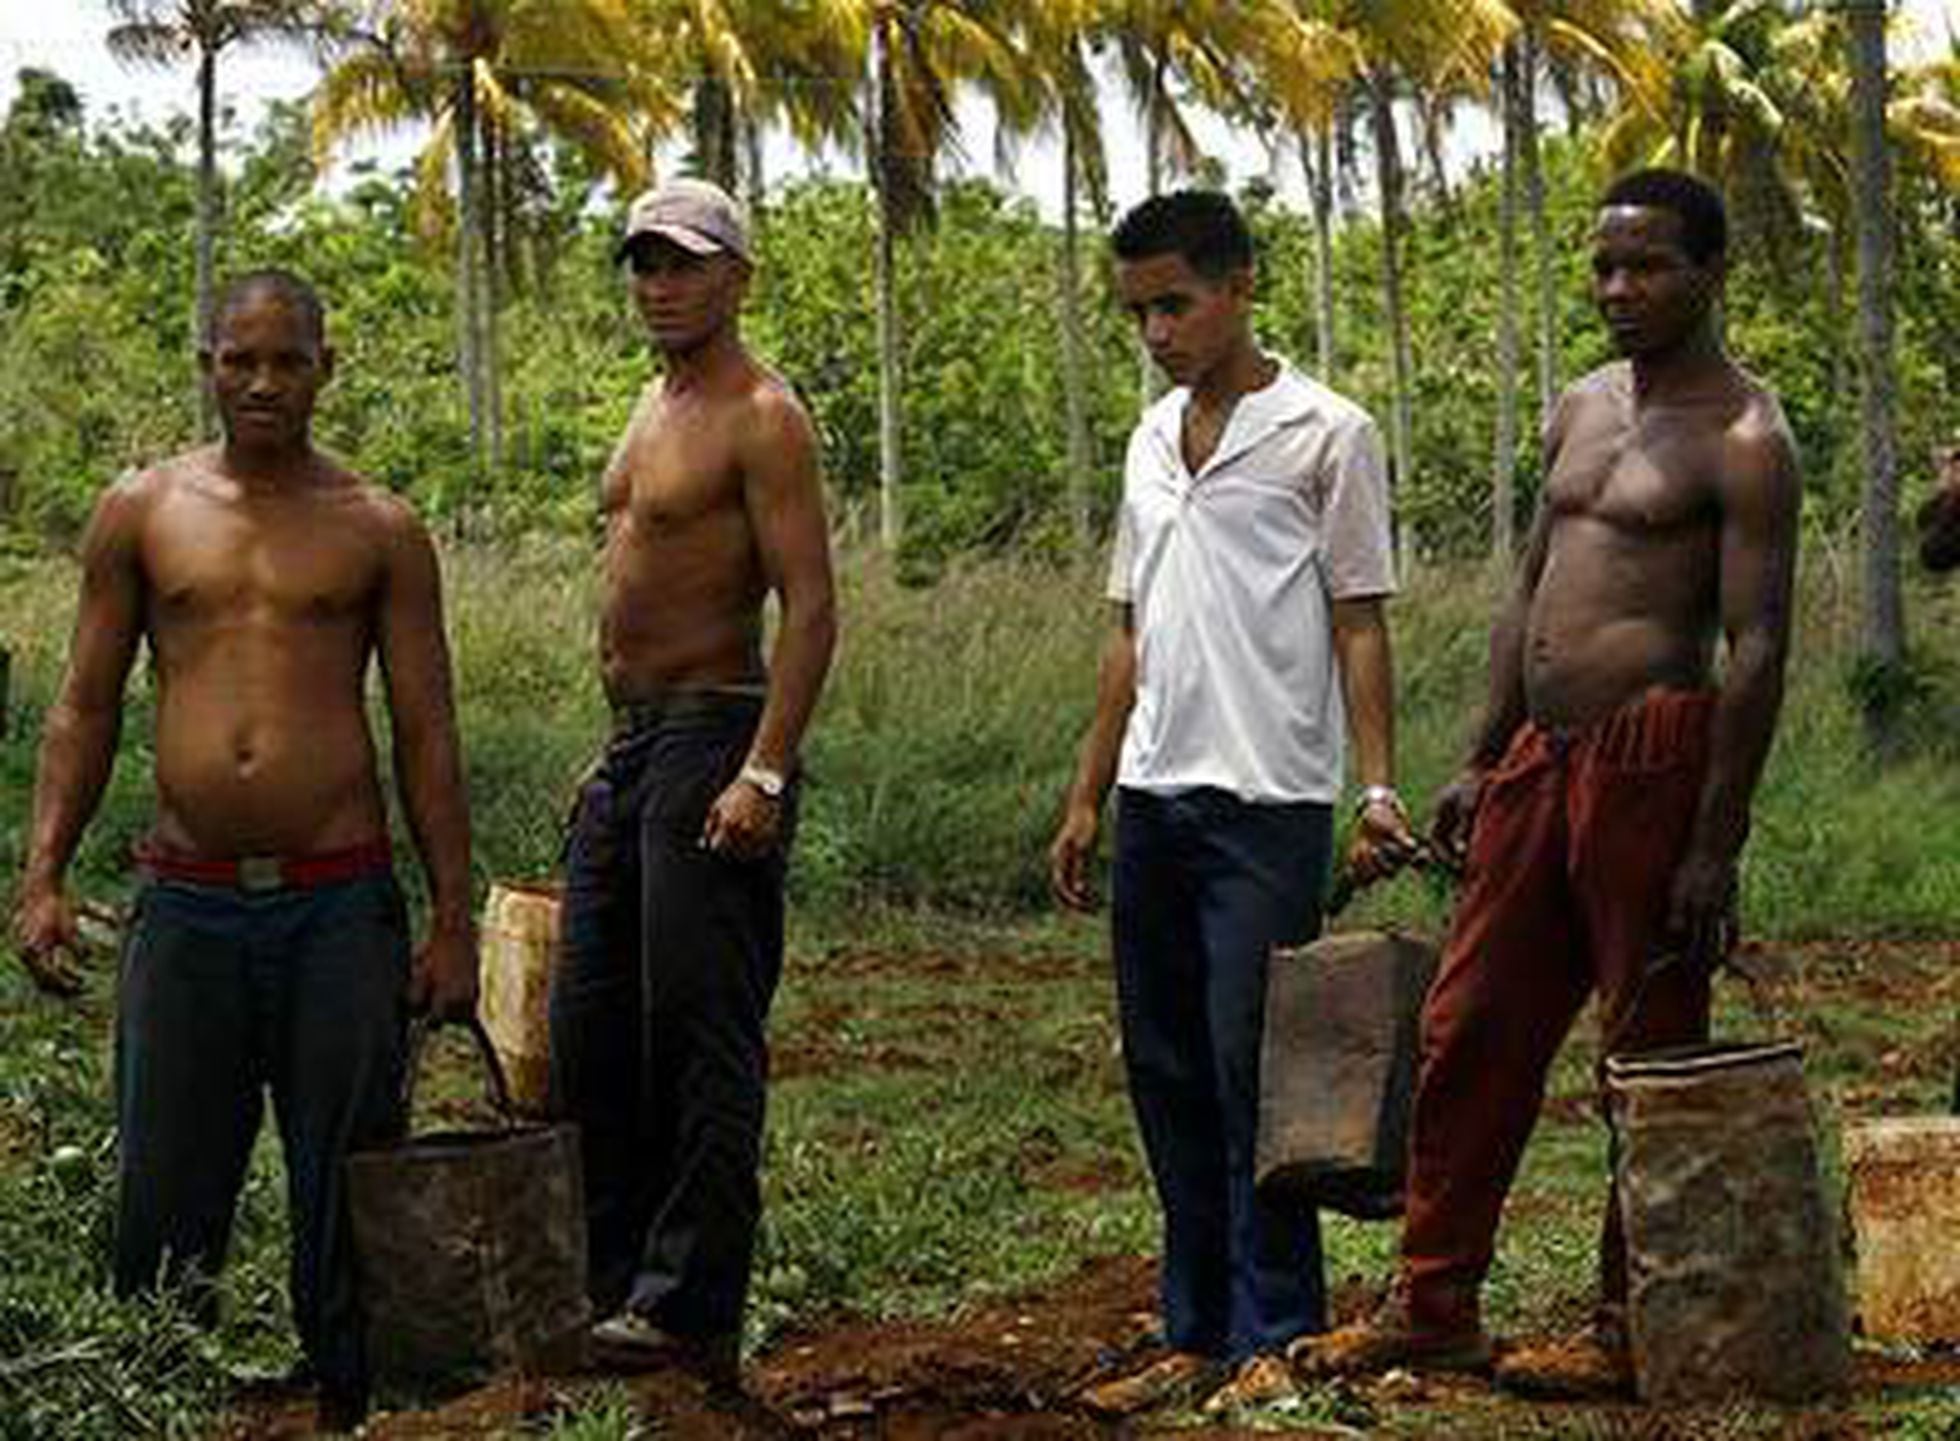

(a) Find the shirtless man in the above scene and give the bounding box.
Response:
[11,269,475,1432]
[549,177,836,1384]
[1302,169,1799,1399]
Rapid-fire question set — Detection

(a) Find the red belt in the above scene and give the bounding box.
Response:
[134,839,394,892]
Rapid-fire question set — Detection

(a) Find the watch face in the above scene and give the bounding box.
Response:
[743,766,785,798]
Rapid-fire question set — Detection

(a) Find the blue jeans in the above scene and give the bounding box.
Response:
[113,872,410,1405]
[1112,786,1333,1360]
[549,695,795,1339]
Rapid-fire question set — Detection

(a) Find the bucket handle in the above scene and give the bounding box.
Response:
[399,1014,521,1134]
[1607,946,1787,1059]
[1326,836,1462,920]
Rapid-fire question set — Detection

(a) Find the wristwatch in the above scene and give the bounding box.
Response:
[739,764,788,800]
[1355,783,1405,817]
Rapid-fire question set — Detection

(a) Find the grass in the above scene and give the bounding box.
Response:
[5,543,1960,1435]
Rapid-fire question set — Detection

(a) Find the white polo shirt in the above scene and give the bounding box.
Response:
[1106,360,1396,805]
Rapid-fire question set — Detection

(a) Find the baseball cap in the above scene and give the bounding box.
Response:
[616,177,752,265]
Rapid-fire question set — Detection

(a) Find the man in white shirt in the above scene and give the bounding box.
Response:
[1050,190,1415,1413]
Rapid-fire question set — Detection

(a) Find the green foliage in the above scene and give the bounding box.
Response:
[7,77,1953,560]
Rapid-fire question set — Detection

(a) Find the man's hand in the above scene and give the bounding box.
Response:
[1430,768,1489,869]
[11,884,86,997]
[701,779,783,862]
[1346,792,1420,887]
[1667,844,1739,974]
[1048,802,1101,913]
[409,922,479,1021]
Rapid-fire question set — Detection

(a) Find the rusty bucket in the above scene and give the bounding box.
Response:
[479,880,561,1117]
[1606,1040,1848,1403]
[1255,929,1438,1219]
[1844,1116,1960,1343]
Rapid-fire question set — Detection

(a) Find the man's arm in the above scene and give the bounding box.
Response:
[1330,596,1417,881]
[702,386,837,858]
[1669,403,1800,964]
[375,499,477,1017]
[1431,402,1567,862]
[1049,608,1136,912]
[13,477,148,993]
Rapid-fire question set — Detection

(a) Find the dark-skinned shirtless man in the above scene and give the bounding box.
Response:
[10,270,476,1432]
[1300,169,1800,1399]
[549,178,836,1386]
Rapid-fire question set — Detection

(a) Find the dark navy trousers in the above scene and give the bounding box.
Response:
[1111,786,1333,1361]
[549,696,792,1340]
[113,872,410,1405]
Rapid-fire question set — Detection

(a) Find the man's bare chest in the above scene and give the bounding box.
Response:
[144,505,380,624]
[605,427,744,532]
[1547,425,1718,538]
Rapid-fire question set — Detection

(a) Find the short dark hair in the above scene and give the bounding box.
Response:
[1111,190,1254,279]
[1600,169,1728,264]
[205,268,328,349]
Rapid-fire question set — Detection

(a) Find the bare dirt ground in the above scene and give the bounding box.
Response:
[222,937,1960,1439]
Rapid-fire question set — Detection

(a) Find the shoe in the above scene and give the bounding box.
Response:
[1201,1352,1298,1414]
[589,1312,741,1389]
[1492,1321,1634,1400]
[1288,1282,1491,1378]
[1078,1350,1227,1417]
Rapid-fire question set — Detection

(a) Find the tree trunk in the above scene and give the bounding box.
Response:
[741,110,765,209]
[871,28,903,551]
[1136,55,1167,412]
[195,45,218,440]
[454,68,487,498]
[1493,41,1523,563]
[693,74,739,192]
[1419,96,1453,219]
[1845,0,1905,746]
[480,108,504,481]
[1059,120,1093,552]
[1306,126,1335,380]
[1521,25,1556,426]
[1370,69,1414,535]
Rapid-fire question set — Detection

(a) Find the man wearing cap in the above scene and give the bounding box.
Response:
[549,176,836,1383]
[11,268,475,1433]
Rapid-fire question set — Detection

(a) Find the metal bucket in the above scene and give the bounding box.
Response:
[479,880,561,1117]
[1606,1040,1848,1403]
[1255,929,1438,1219]
[347,1018,589,1390]
[1844,1116,1960,1343]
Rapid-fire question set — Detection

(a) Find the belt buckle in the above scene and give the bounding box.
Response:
[236,856,284,892]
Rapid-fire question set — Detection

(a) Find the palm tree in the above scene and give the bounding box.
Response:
[1244,3,1366,381]
[638,0,864,203]
[1001,0,1111,552]
[1311,0,1516,523]
[1601,0,1815,253]
[315,0,670,486]
[851,0,1036,551]
[107,0,334,438]
[1843,0,1903,749]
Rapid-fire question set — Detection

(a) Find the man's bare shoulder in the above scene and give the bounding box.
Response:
[741,365,816,435]
[332,467,436,553]
[732,366,820,470]
[1559,362,1633,412]
[87,452,197,541]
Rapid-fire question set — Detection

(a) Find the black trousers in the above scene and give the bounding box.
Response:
[114,872,409,1404]
[549,695,793,1338]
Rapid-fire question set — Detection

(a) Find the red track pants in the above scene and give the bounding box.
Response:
[1400,688,1717,1334]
